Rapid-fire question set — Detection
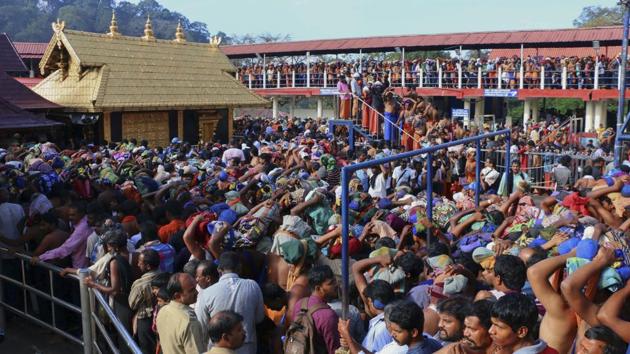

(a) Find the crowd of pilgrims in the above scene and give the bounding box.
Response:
[237,53,629,90]
[0,114,629,354]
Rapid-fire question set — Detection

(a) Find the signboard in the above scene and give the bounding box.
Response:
[320,88,340,96]
[483,89,517,97]
[451,108,469,119]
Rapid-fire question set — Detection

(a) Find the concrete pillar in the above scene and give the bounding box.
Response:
[463,99,471,127]
[289,96,296,119]
[474,97,484,127]
[531,99,539,122]
[272,97,279,119]
[585,101,595,133]
[317,97,323,119]
[594,100,607,129]
[523,99,531,128]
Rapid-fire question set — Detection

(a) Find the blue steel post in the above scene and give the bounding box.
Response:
[615,1,630,165]
[340,167,350,320]
[329,120,334,137]
[426,153,433,240]
[505,134,511,189]
[475,139,481,206]
[349,124,355,152]
[339,130,510,319]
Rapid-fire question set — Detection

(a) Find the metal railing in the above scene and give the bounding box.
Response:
[338,129,512,320]
[0,247,141,354]
[480,149,614,189]
[239,61,630,91]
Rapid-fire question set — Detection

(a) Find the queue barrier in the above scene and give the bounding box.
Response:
[338,129,512,319]
[0,247,142,354]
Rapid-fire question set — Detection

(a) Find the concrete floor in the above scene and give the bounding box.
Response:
[0,317,82,354]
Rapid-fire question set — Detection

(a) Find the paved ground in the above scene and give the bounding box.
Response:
[0,317,81,354]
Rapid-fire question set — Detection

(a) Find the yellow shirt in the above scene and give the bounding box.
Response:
[156,301,205,354]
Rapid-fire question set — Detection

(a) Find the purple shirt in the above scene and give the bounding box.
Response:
[39,216,92,268]
[292,295,340,354]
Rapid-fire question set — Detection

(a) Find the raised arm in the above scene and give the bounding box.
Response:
[351,254,391,307]
[596,280,630,342]
[560,246,616,326]
[183,215,206,261]
[527,250,575,312]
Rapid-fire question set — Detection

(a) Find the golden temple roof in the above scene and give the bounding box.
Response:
[34,24,267,112]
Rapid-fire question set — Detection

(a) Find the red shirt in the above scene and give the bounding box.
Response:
[158,219,185,243]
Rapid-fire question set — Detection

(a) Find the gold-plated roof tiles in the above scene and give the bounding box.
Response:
[34,26,267,112]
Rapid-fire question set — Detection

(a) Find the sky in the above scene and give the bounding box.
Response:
[145,0,617,41]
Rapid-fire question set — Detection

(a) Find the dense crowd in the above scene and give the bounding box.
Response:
[0,114,629,354]
[236,54,629,90]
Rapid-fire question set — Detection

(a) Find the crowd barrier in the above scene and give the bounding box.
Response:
[481,149,613,189]
[338,129,512,319]
[0,247,142,354]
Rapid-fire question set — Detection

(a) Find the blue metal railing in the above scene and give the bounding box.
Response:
[338,129,512,318]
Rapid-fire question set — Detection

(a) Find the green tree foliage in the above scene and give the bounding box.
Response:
[0,0,289,44]
[573,5,623,27]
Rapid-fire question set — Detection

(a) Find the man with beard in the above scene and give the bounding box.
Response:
[434,296,473,346]
[435,300,498,354]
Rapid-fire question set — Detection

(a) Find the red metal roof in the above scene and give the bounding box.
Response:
[15,77,43,88]
[221,26,624,58]
[0,70,60,110]
[0,33,27,73]
[13,42,48,59]
[489,46,623,59]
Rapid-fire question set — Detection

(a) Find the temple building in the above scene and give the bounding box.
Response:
[33,16,267,147]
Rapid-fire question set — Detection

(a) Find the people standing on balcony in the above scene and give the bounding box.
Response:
[383,88,398,148]
[370,79,386,136]
[337,76,352,119]
[362,83,372,130]
[351,73,362,121]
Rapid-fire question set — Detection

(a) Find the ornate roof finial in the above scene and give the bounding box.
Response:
[174,20,186,43]
[142,15,155,41]
[107,10,120,37]
[210,35,222,48]
[51,18,66,34]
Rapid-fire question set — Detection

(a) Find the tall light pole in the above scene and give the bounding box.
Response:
[615,0,630,165]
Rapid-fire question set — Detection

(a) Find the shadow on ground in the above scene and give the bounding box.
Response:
[0,318,82,354]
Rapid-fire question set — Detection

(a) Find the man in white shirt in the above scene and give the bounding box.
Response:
[480,159,501,193]
[195,251,264,354]
[0,188,25,251]
[0,187,26,342]
[392,160,416,189]
[221,140,245,166]
[368,165,392,199]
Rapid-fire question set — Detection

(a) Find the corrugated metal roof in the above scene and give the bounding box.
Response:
[489,46,623,59]
[13,42,48,59]
[15,77,43,88]
[0,33,28,72]
[221,26,624,58]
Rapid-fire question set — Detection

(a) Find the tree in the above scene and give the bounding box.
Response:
[573,5,623,27]
[0,0,291,44]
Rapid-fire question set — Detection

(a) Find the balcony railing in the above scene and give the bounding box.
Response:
[236,64,630,91]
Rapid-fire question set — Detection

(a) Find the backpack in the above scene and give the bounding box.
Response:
[284,298,328,354]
